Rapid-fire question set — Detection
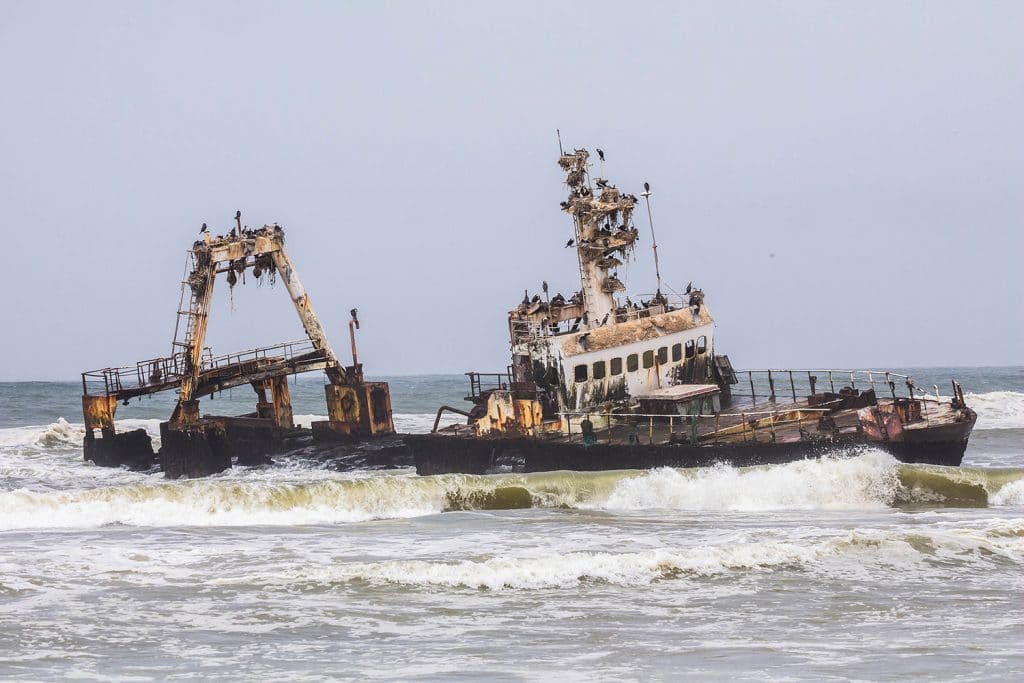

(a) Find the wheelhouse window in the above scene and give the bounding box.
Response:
[685,340,695,358]
[610,357,623,376]
[642,350,654,369]
[574,364,588,382]
[592,361,606,380]
[627,354,639,372]
[657,347,668,365]
[697,335,707,355]
[672,343,682,362]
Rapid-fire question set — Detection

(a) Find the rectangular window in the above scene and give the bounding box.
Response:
[657,347,668,365]
[574,364,588,382]
[627,354,639,372]
[610,357,623,376]
[642,350,654,369]
[592,361,606,380]
[685,340,695,358]
[697,335,707,355]
[672,343,682,362]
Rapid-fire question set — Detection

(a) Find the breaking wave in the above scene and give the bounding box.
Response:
[965,391,1024,430]
[219,520,1024,590]
[1,453,1022,530]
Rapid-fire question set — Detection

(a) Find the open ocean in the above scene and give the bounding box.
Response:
[1,368,1022,681]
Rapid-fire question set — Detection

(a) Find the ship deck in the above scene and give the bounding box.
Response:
[439,394,969,448]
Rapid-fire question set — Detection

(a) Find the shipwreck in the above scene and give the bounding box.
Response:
[80,213,395,478]
[405,146,978,474]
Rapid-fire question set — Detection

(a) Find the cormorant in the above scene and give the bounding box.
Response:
[685,281,692,294]
[596,178,609,189]
[200,223,208,234]
[596,149,605,162]
[643,182,650,193]
[565,238,575,248]
[601,312,610,326]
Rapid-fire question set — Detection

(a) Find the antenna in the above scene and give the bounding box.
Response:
[640,181,662,296]
[556,129,564,155]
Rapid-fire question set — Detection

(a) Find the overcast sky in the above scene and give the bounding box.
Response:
[0,1,1021,381]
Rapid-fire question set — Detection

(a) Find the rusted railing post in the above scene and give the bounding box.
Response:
[768,370,775,401]
[789,371,796,403]
[829,371,835,393]
[749,371,755,404]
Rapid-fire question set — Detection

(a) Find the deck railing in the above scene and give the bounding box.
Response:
[465,371,512,400]
[730,369,949,406]
[557,407,833,446]
[82,339,322,397]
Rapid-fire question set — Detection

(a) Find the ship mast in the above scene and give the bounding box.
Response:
[558,149,639,328]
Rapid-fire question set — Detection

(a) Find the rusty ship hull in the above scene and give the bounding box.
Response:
[407,381,978,475]
[407,145,979,476]
[407,417,976,476]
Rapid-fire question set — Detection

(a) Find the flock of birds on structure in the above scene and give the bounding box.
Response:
[196,210,281,245]
[513,147,706,332]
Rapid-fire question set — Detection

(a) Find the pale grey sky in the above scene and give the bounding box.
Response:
[0,0,1021,380]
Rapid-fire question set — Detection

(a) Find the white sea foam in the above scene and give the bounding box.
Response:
[965,391,1024,430]
[4,452,1018,530]
[0,473,447,529]
[221,520,1024,591]
[991,479,1024,506]
[599,451,902,511]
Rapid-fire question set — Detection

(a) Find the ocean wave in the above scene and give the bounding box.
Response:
[217,520,1024,590]
[991,479,1024,506]
[964,391,1024,430]
[1,454,1022,530]
[599,452,903,511]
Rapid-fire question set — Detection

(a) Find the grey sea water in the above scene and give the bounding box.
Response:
[1,369,1022,681]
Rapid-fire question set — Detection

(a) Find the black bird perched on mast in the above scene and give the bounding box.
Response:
[596,149,605,162]
[199,223,208,234]
[522,290,530,306]
[685,281,692,294]
[644,182,650,193]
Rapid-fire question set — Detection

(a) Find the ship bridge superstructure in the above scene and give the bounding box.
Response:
[504,148,718,420]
